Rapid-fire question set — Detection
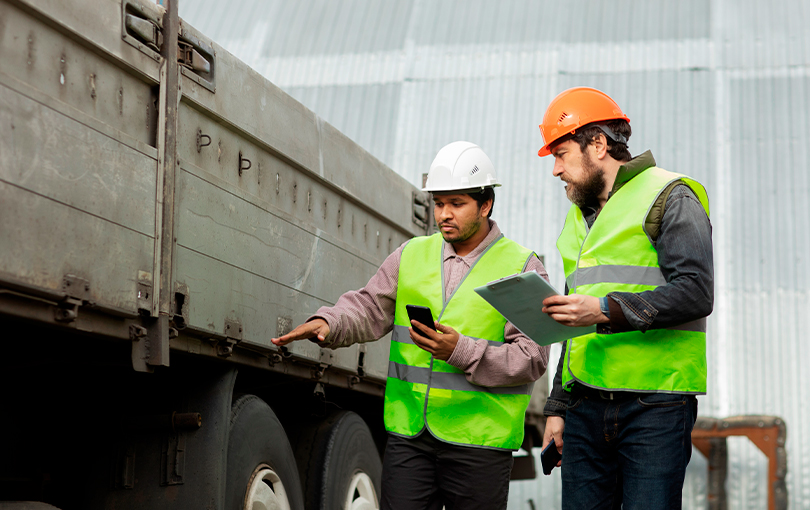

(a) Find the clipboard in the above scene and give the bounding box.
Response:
[474,271,592,346]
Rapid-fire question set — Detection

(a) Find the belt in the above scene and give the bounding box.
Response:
[571,384,645,402]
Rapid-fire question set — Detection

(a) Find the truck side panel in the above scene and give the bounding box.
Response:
[0,0,161,145]
[0,0,160,314]
[172,40,421,380]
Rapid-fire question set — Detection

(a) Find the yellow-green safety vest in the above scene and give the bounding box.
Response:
[385,232,536,450]
[557,167,710,394]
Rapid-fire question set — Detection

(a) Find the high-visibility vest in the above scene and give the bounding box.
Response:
[385,232,536,450]
[557,167,710,394]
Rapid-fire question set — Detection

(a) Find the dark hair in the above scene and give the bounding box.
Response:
[468,187,495,218]
[570,119,632,162]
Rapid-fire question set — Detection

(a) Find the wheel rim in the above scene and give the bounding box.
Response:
[245,464,291,510]
[345,470,379,510]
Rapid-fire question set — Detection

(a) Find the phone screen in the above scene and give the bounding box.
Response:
[540,438,562,475]
[406,304,436,331]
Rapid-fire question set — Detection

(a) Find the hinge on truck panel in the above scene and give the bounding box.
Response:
[178,23,217,92]
[177,41,211,74]
[125,13,162,52]
[121,1,164,58]
[312,349,333,380]
[218,319,242,357]
[412,191,430,229]
[55,274,90,323]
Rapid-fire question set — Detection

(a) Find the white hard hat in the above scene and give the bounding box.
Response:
[422,141,501,193]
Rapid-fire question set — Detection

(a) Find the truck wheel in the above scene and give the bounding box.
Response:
[226,395,305,510]
[294,411,381,510]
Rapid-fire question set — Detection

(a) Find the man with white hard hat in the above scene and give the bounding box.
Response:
[274,141,550,510]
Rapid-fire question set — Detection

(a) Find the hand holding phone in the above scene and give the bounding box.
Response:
[405,304,437,332]
[540,438,562,475]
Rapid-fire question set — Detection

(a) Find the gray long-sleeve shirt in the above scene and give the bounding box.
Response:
[312,220,550,387]
[544,151,714,418]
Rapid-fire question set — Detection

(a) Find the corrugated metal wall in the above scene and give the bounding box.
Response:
[179,1,810,508]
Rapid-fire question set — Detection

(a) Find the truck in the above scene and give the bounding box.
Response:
[0,0,547,508]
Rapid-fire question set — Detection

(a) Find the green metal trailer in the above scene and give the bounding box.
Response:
[0,0,546,508]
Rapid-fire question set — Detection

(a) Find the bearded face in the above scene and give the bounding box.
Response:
[564,149,607,209]
[433,193,489,244]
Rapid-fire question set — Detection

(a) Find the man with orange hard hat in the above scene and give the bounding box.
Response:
[537,87,714,509]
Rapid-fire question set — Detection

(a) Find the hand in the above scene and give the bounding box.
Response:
[271,319,330,346]
[542,294,608,327]
[542,416,565,467]
[409,320,459,361]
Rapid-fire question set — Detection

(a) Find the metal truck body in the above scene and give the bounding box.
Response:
[0,0,546,507]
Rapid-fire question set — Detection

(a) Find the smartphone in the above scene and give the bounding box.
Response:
[405,304,437,331]
[540,438,562,475]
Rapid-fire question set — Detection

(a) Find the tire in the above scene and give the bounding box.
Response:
[226,395,305,510]
[294,411,382,510]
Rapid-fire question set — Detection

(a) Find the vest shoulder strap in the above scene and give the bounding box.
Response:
[643,178,703,244]
[645,180,679,243]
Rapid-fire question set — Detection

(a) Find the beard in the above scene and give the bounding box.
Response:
[565,152,606,209]
[439,218,482,244]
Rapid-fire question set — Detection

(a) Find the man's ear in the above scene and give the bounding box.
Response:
[479,198,493,218]
[591,133,609,160]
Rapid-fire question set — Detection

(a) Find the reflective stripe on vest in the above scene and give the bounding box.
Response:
[557,167,710,394]
[384,232,536,450]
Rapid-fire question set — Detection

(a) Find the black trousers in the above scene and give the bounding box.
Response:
[380,432,514,510]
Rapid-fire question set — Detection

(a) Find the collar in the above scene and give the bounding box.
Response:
[443,219,501,261]
[579,151,657,221]
[611,150,656,194]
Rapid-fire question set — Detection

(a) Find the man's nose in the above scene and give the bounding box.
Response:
[552,160,564,177]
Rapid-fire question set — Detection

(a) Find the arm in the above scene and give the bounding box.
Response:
[272,243,404,348]
[439,322,550,387]
[607,184,714,332]
[433,256,552,387]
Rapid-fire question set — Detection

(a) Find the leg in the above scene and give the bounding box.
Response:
[617,394,698,510]
[611,472,623,510]
[561,395,621,510]
[380,433,443,510]
[431,434,513,510]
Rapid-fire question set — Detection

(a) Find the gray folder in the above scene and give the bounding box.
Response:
[474,271,593,346]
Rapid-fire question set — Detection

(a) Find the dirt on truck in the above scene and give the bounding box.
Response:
[0,0,547,508]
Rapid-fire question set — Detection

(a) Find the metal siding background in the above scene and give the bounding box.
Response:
[180,0,810,508]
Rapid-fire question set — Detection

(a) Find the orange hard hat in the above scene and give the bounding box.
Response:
[537,87,630,157]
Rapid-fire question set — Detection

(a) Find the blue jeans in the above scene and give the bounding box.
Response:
[561,389,698,510]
